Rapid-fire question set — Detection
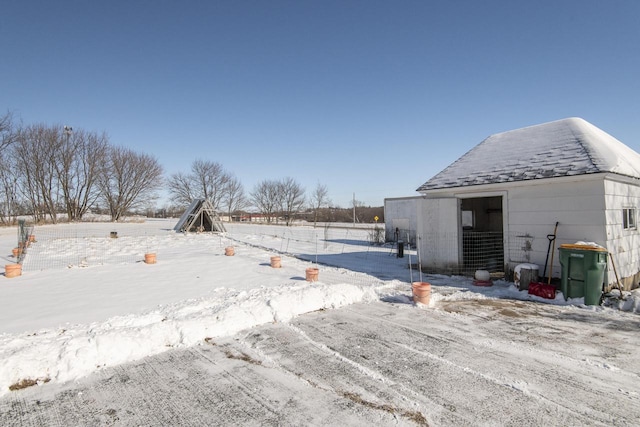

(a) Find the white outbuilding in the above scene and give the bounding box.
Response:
[412,117,640,290]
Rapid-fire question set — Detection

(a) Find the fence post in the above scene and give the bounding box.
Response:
[416,233,423,283]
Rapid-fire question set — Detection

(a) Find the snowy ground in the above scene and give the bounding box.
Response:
[0,219,639,425]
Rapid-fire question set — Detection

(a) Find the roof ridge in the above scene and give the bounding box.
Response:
[565,120,601,173]
[416,118,639,192]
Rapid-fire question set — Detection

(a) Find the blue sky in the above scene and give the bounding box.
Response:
[2,1,639,208]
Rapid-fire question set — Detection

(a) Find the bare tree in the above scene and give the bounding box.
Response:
[251,179,280,223]
[54,127,109,221]
[222,174,249,221]
[193,160,230,209]
[278,177,305,226]
[0,153,20,224]
[14,124,60,223]
[98,146,164,221]
[310,182,330,226]
[168,160,231,209]
[0,112,18,153]
[0,113,19,224]
[167,172,195,207]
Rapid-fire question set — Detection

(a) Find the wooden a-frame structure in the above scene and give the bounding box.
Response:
[174,199,226,233]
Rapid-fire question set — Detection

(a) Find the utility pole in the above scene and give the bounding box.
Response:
[64,126,73,219]
[353,192,355,226]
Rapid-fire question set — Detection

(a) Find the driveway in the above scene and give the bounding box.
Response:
[1,297,639,426]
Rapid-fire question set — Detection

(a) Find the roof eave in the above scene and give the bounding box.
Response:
[418,173,609,196]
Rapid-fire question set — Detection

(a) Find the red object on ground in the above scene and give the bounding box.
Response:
[473,280,493,287]
[528,282,556,299]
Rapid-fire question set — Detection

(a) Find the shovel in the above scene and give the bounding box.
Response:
[542,222,559,280]
[529,222,558,299]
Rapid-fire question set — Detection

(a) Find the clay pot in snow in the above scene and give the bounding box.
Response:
[412,282,431,305]
[306,267,319,282]
[270,256,281,268]
[5,264,22,278]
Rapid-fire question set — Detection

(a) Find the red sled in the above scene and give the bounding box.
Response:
[528,282,556,299]
[473,280,493,287]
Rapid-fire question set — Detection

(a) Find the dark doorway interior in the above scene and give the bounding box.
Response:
[461,196,504,273]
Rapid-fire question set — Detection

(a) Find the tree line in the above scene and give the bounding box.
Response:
[0,113,163,224]
[0,113,382,225]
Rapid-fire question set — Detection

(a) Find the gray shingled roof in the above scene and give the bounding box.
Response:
[417,117,640,192]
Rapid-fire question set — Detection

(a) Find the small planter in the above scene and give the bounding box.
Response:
[225,246,235,256]
[305,267,319,282]
[5,264,22,278]
[110,231,118,239]
[412,282,431,305]
[144,253,157,264]
[28,235,36,243]
[270,256,281,268]
[11,248,19,258]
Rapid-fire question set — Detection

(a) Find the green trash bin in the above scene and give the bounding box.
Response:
[558,244,608,305]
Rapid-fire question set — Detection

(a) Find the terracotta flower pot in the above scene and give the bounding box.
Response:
[412,282,431,305]
[5,264,22,278]
[225,246,235,256]
[270,256,281,268]
[144,253,157,264]
[11,248,19,258]
[306,267,319,282]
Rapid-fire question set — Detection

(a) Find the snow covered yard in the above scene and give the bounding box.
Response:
[0,219,639,425]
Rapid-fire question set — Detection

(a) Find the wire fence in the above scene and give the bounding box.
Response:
[224,222,415,285]
[224,224,538,279]
[10,220,538,284]
[18,221,175,271]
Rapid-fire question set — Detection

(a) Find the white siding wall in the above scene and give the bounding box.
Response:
[418,175,640,285]
[507,178,606,278]
[604,178,640,285]
[421,176,609,278]
[416,198,460,270]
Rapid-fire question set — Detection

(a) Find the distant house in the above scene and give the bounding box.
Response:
[408,117,640,290]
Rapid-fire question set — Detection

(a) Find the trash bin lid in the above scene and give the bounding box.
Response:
[559,243,607,252]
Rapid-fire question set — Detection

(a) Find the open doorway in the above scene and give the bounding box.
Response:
[460,196,504,273]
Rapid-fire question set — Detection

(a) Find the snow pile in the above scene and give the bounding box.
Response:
[570,240,606,248]
[0,282,379,396]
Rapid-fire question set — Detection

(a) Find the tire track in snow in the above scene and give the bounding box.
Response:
[430,301,640,423]
[193,343,287,423]
[300,308,615,424]
[281,321,484,426]
[285,323,391,383]
[293,311,536,425]
[237,324,439,426]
